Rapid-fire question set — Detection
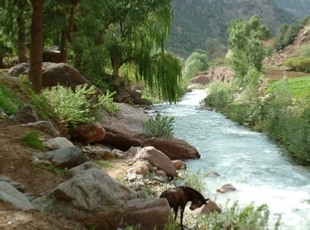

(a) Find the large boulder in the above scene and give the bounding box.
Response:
[35,147,88,169]
[8,62,102,94]
[133,146,176,177]
[73,122,106,145]
[100,103,150,150]
[142,137,200,160]
[120,198,171,230]
[190,75,210,85]
[32,169,128,229]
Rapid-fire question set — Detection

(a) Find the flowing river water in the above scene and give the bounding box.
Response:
[152,89,310,230]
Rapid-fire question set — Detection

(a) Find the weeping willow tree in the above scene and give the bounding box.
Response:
[74,0,181,103]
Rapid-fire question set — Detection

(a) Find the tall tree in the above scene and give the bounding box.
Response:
[29,0,43,93]
[228,15,270,87]
[74,0,182,102]
[16,0,28,63]
[0,0,30,64]
[43,0,80,62]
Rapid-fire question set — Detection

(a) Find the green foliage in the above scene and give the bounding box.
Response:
[283,56,310,72]
[228,15,270,88]
[0,83,21,115]
[18,76,53,119]
[274,23,303,51]
[166,0,296,58]
[198,200,281,230]
[143,113,174,138]
[266,75,310,98]
[298,44,310,58]
[42,84,120,127]
[182,52,209,89]
[205,38,226,65]
[182,169,205,192]
[0,75,52,119]
[203,83,232,111]
[35,163,69,178]
[23,132,45,150]
[164,212,180,230]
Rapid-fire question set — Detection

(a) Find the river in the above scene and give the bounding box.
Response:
[152,89,310,230]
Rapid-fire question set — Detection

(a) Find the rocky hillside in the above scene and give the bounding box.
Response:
[167,0,298,58]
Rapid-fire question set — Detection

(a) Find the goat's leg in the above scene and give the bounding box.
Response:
[173,207,178,222]
[180,209,184,229]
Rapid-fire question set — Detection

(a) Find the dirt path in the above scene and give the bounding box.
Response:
[265,69,310,80]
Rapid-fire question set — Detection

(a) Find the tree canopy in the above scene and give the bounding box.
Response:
[227,15,270,87]
[0,0,182,103]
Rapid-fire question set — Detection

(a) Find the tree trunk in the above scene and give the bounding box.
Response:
[16,0,27,63]
[60,30,67,63]
[29,0,43,93]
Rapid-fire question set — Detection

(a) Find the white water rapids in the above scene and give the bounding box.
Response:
[152,89,310,230]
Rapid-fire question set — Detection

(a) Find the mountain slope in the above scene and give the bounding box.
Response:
[166,0,297,58]
[274,0,310,19]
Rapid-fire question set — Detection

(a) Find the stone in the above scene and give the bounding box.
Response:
[68,162,103,177]
[44,137,74,150]
[133,146,176,177]
[201,200,222,214]
[120,198,171,230]
[172,160,187,170]
[8,62,102,95]
[155,170,167,178]
[205,172,220,177]
[10,104,38,124]
[0,182,34,210]
[0,175,25,192]
[74,122,106,146]
[35,147,88,169]
[132,161,149,176]
[21,120,59,137]
[100,103,150,150]
[32,169,128,229]
[142,137,201,160]
[216,183,237,194]
[190,75,211,85]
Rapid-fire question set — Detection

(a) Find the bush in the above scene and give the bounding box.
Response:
[284,56,310,72]
[274,24,303,51]
[143,113,174,138]
[0,83,20,115]
[203,83,232,111]
[23,132,45,150]
[42,84,120,127]
[198,200,281,230]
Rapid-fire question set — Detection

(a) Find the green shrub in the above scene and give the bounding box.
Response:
[274,24,303,51]
[283,56,310,72]
[198,200,281,230]
[42,84,120,127]
[23,132,45,150]
[18,75,54,119]
[0,83,21,114]
[184,169,205,191]
[143,113,174,138]
[203,83,232,111]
